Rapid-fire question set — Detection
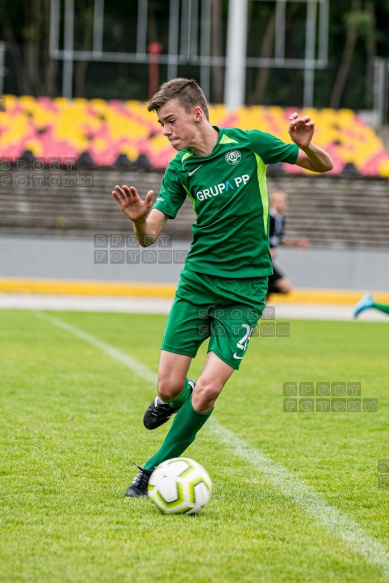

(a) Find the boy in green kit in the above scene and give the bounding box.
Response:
[112,78,333,497]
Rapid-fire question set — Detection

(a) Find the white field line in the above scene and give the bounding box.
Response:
[210,419,389,576]
[34,311,156,385]
[33,311,389,577]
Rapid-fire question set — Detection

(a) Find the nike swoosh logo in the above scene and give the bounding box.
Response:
[188,165,203,176]
[233,353,244,360]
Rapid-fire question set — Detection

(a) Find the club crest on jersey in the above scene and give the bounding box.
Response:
[225,150,241,165]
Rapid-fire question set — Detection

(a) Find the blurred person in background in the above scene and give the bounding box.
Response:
[266,190,309,301]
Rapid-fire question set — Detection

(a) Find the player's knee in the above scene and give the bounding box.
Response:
[157,377,185,402]
[192,379,223,410]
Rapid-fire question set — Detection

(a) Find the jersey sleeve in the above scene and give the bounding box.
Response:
[246,130,299,165]
[152,161,187,219]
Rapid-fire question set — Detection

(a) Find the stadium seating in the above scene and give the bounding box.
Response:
[1,95,389,176]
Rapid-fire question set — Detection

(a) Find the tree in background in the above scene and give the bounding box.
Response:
[330,0,377,109]
[0,0,388,113]
[0,0,58,96]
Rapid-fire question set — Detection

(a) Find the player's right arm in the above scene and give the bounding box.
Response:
[112,184,168,247]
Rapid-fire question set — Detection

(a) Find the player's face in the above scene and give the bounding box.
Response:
[157,99,199,151]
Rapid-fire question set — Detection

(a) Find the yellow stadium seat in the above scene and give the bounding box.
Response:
[23,139,44,156]
[3,94,17,109]
[378,159,389,177]
[90,99,109,114]
[53,96,71,107]
[18,95,38,109]
[120,144,139,162]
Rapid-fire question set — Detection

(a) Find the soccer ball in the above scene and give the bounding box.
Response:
[148,457,212,515]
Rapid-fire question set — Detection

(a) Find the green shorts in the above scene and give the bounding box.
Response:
[161,269,267,370]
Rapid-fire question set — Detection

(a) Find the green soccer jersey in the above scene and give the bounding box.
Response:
[153,126,299,278]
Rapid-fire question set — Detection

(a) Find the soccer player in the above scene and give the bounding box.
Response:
[112,78,333,497]
[267,190,309,300]
[354,294,389,318]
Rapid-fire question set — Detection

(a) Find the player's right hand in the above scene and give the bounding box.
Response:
[112,185,154,222]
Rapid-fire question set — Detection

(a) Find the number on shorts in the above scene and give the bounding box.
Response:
[237,324,252,351]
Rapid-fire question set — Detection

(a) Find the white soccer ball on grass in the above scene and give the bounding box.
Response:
[148,457,212,515]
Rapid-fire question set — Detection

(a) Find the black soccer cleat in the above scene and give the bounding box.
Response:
[143,397,178,430]
[125,465,153,498]
[143,379,196,430]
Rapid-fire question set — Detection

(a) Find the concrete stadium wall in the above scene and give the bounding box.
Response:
[1,235,389,292]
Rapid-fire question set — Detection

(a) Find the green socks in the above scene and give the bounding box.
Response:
[144,397,213,470]
[373,302,389,315]
[168,377,192,409]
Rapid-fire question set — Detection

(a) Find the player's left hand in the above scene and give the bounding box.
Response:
[288,112,314,149]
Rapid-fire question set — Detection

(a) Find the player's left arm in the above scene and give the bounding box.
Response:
[288,112,334,173]
[281,236,310,248]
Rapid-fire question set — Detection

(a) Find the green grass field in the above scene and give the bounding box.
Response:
[1,309,389,583]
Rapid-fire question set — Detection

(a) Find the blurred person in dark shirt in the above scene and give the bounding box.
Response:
[266,190,309,301]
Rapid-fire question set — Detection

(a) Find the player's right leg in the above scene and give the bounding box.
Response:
[143,351,194,430]
[143,271,211,430]
[128,350,194,498]
[127,271,212,497]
